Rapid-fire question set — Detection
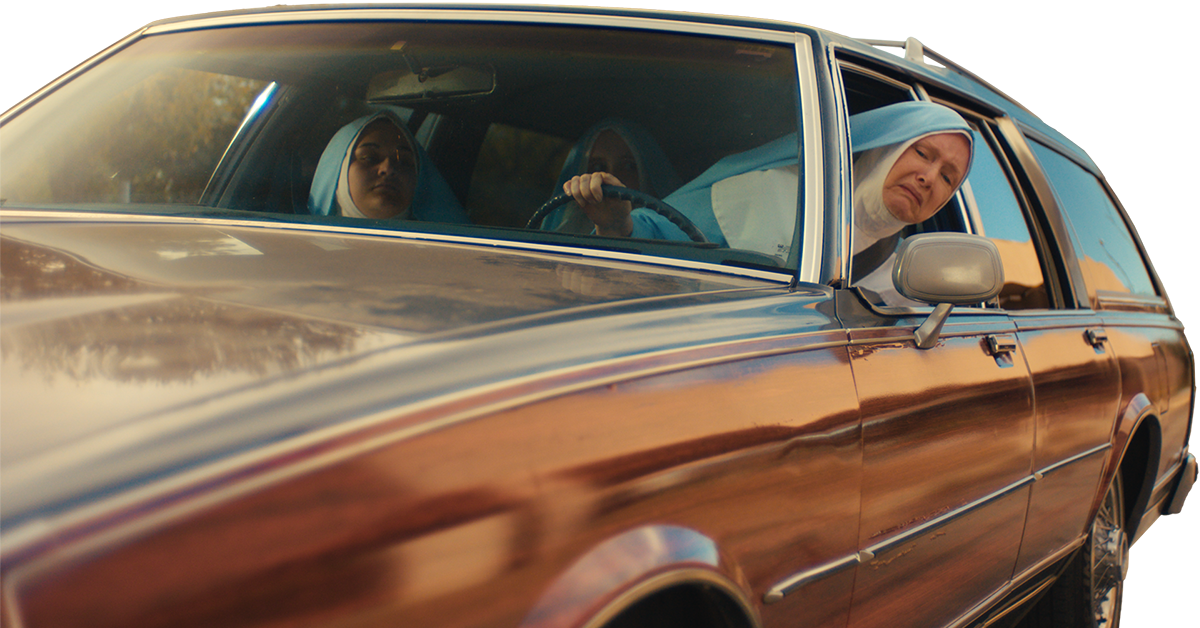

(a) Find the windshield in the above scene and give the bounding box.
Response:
[1,19,802,271]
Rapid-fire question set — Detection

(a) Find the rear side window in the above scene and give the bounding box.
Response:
[1029,141,1156,298]
[961,127,1049,309]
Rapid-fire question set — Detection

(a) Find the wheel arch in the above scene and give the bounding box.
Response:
[580,568,759,628]
[519,525,759,628]
[1107,393,1162,540]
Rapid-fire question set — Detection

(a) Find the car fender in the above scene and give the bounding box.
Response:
[1102,393,1162,538]
[519,525,757,628]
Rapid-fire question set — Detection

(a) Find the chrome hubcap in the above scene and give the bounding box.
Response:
[1091,483,1125,626]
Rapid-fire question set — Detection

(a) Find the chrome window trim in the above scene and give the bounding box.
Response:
[795,33,823,284]
[994,118,1091,308]
[143,8,800,44]
[114,10,808,279]
[958,178,985,236]
[1015,120,1101,178]
[835,60,918,94]
[831,58,921,283]
[826,43,853,286]
[1096,292,1168,309]
[1007,309,1101,319]
[0,210,793,283]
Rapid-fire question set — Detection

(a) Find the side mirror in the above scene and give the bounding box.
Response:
[891,233,1004,348]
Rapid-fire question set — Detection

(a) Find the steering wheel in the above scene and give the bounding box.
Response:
[524,184,709,244]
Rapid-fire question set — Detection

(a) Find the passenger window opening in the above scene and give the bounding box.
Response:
[837,64,1053,311]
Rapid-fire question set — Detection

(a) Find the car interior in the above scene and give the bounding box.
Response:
[0,21,807,272]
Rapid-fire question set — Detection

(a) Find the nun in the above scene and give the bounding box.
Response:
[560,101,973,269]
[543,118,682,234]
[308,111,468,223]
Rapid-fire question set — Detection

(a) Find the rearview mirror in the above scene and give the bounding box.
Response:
[367,65,496,102]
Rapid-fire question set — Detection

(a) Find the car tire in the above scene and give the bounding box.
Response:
[1020,474,1126,628]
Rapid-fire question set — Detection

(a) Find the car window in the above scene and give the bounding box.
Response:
[1029,140,1157,299]
[959,126,1049,310]
[836,63,1046,309]
[839,64,915,114]
[0,21,802,273]
[466,123,572,228]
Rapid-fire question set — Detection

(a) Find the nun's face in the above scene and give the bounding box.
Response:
[882,132,971,224]
[587,130,641,192]
[348,119,417,219]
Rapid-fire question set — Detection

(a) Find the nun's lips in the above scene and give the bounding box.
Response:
[373,180,404,193]
[897,183,924,206]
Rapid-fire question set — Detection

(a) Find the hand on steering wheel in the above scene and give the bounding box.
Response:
[526,180,709,244]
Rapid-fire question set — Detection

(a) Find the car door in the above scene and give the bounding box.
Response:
[1009,131,1180,565]
[959,119,1124,580]
[838,295,1035,628]
[835,109,1041,628]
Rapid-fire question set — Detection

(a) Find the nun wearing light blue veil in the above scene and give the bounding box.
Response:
[308,111,468,223]
[601,101,972,262]
[542,118,682,233]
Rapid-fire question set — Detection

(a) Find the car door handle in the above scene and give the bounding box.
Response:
[1086,328,1108,348]
[986,334,1017,356]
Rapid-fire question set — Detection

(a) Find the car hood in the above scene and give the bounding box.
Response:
[1,215,801,538]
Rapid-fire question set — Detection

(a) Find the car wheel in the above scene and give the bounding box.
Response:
[1020,474,1126,628]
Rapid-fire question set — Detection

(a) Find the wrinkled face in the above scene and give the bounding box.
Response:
[587,130,641,192]
[347,119,417,219]
[881,132,971,224]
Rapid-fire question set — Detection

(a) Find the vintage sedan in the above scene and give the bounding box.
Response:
[0,5,1194,628]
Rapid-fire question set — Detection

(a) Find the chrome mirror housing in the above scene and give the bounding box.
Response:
[893,233,1004,305]
[891,233,1005,349]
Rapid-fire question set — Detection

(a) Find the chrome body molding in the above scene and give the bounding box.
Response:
[763,554,857,603]
[768,446,1113,614]
[794,32,823,284]
[1038,444,1112,479]
[145,8,801,44]
[765,478,1031,602]
[862,476,1036,559]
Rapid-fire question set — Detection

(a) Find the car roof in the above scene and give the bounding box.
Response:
[136,3,1097,172]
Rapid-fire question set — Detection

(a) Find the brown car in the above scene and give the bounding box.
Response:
[0,6,1193,628]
